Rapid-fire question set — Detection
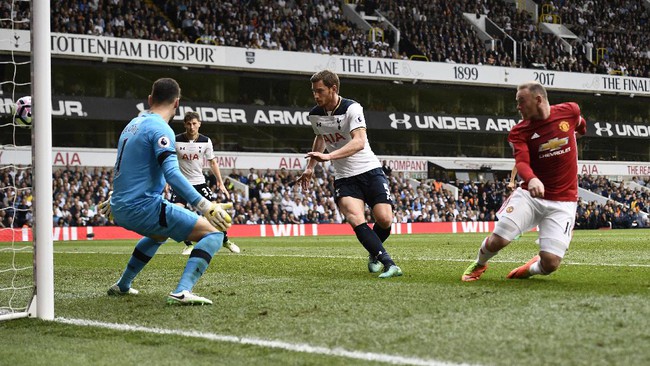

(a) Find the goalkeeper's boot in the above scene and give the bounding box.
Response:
[461,262,488,282]
[378,265,403,278]
[107,283,139,296]
[181,241,194,255]
[166,290,213,305]
[223,240,241,254]
[367,255,383,273]
[507,255,540,279]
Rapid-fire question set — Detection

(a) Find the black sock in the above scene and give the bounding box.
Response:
[353,223,394,267]
[184,240,192,246]
[373,224,391,243]
[223,232,229,242]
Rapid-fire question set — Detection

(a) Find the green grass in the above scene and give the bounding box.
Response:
[1,230,649,365]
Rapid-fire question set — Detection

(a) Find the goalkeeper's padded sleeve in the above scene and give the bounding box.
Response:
[160,153,204,207]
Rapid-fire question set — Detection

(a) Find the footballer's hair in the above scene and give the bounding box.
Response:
[184,111,200,123]
[517,81,548,100]
[151,78,181,105]
[310,70,340,91]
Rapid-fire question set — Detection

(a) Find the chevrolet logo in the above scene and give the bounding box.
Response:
[539,137,568,152]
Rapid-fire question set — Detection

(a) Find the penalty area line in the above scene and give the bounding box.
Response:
[55,317,476,366]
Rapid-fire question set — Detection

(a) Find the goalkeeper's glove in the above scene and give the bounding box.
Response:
[98,191,113,221]
[196,199,232,232]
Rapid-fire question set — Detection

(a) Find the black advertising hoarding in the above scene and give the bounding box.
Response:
[3,96,645,139]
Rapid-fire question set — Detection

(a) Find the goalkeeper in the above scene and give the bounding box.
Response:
[102,78,230,305]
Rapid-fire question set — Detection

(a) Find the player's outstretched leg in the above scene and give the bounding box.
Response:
[181,240,194,255]
[507,255,541,279]
[167,231,223,305]
[222,232,241,253]
[108,237,162,295]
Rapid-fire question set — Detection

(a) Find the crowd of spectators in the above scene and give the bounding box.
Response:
[576,174,649,229]
[468,0,591,73]
[4,0,648,78]
[378,1,512,66]
[539,0,650,77]
[1,165,647,230]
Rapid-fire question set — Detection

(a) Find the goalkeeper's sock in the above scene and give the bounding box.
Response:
[223,232,229,243]
[174,231,224,293]
[117,237,164,291]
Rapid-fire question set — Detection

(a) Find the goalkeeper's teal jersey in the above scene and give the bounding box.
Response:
[111,112,201,209]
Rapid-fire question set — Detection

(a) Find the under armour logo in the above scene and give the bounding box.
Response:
[389,113,412,129]
[594,122,613,137]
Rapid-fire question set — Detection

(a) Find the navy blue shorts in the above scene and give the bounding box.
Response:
[334,168,392,208]
[171,183,211,205]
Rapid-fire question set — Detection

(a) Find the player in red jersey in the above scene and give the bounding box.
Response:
[462,81,587,281]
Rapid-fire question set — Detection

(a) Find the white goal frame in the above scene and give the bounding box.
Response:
[0,0,53,321]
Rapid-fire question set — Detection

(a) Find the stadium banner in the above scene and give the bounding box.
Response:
[1,95,647,139]
[0,222,500,242]
[2,145,648,176]
[1,29,648,97]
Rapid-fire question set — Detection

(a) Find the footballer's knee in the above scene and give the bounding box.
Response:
[374,216,392,229]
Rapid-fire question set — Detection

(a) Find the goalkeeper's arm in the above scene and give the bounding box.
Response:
[160,154,231,230]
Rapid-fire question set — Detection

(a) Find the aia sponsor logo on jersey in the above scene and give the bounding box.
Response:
[181,153,200,161]
[558,121,570,132]
[322,133,346,144]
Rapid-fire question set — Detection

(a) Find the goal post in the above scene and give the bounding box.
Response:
[0,0,52,321]
[32,0,54,320]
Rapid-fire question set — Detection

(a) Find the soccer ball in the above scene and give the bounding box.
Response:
[12,96,32,128]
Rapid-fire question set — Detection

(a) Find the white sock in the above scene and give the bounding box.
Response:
[476,237,497,265]
[528,259,547,276]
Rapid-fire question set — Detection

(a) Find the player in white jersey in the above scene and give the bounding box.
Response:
[172,111,240,255]
[297,70,402,278]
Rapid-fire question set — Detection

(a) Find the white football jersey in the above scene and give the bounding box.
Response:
[308,98,381,178]
[175,133,214,185]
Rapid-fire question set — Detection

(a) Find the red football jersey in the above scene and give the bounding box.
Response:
[509,102,586,202]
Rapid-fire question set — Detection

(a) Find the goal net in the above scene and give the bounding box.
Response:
[0,0,53,321]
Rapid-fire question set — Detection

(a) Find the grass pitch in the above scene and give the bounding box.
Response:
[1,230,649,365]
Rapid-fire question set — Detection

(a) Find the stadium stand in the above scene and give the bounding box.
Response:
[33,0,649,77]
[1,166,647,229]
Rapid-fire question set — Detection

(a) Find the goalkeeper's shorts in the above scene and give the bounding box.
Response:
[113,197,198,242]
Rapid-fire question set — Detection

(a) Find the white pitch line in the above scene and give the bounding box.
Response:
[55,317,476,366]
[49,251,650,268]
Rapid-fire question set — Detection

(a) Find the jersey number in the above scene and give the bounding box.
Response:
[115,138,128,173]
